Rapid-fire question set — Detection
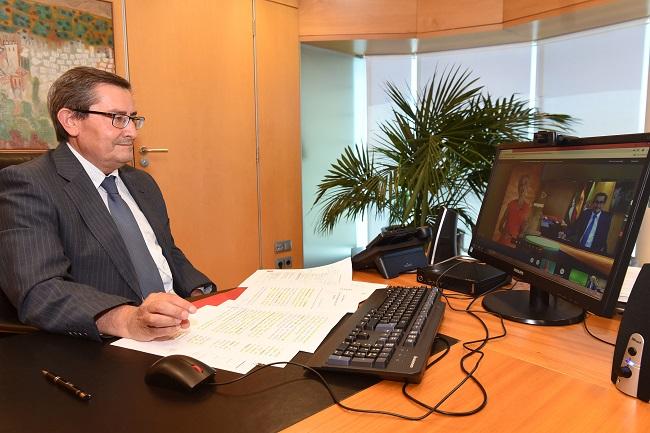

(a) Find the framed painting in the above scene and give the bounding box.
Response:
[0,0,125,151]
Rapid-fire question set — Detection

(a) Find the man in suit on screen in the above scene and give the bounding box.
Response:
[560,192,612,255]
[0,67,213,341]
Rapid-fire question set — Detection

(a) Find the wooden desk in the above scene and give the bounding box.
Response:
[286,271,650,433]
[1,272,648,432]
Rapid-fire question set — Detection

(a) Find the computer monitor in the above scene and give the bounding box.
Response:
[468,133,650,325]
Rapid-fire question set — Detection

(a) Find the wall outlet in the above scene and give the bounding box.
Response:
[283,240,292,252]
[274,240,293,253]
[275,256,292,269]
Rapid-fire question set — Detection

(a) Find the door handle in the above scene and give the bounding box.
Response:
[139,147,169,155]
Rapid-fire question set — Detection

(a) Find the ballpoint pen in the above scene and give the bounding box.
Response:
[41,369,92,401]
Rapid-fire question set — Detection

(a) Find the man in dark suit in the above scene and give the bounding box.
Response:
[0,67,213,341]
[562,192,612,254]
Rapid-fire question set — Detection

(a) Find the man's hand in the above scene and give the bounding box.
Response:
[96,292,197,341]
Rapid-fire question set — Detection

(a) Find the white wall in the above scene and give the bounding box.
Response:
[300,45,358,267]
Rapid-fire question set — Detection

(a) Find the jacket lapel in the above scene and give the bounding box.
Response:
[52,145,141,298]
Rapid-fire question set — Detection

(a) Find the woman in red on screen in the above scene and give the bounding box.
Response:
[498,175,531,247]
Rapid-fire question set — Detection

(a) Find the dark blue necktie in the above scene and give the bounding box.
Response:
[580,212,597,247]
[101,175,164,299]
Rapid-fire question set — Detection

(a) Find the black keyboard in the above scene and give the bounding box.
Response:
[309,286,445,383]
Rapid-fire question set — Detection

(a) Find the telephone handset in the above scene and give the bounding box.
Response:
[351,226,432,279]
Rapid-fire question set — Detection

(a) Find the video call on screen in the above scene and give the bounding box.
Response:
[474,144,649,300]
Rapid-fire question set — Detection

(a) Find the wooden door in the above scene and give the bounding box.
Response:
[124,0,259,289]
[255,0,303,269]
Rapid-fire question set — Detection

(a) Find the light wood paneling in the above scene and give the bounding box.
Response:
[417,0,504,34]
[299,0,650,55]
[299,0,418,40]
[270,0,298,7]
[503,0,605,22]
[255,0,304,269]
[124,0,259,289]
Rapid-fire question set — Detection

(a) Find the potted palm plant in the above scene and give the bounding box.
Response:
[313,66,574,234]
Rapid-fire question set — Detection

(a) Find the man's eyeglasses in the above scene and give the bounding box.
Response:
[73,109,145,130]
[594,200,606,204]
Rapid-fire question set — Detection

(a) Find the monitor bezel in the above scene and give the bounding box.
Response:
[468,133,650,317]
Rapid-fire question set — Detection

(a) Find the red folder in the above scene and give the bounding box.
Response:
[191,287,246,308]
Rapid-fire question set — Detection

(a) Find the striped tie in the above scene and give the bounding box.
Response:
[101,175,164,298]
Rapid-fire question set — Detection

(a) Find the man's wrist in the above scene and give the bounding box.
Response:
[194,284,214,295]
[95,304,134,338]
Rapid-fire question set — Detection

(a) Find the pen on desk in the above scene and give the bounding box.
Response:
[41,369,92,401]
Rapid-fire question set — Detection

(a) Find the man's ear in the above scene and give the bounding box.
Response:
[57,108,81,137]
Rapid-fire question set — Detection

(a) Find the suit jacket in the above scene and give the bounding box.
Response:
[567,208,612,254]
[0,144,212,341]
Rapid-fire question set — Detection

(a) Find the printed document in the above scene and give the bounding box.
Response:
[111,259,384,373]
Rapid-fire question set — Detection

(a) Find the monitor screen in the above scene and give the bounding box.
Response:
[469,134,650,325]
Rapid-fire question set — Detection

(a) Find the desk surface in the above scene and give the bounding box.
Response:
[287,271,650,433]
[2,271,649,433]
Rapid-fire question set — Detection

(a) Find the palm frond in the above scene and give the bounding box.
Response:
[312,65,576,234]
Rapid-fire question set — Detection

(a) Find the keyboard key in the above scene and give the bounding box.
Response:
[376,322,395,332]
[327,355,351,366]
[395,320,409,330]
[351,357,374,367]
[374,356,389,368]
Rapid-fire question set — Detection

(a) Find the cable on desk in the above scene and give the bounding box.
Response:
[206,267,515,421]
[208,349,454,422]
[582,312,616,346]
[398,260,515,416]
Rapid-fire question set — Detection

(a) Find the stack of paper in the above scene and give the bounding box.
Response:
[111,258,384,373]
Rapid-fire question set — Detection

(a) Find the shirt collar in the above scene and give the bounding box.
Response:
[66,143,119,189]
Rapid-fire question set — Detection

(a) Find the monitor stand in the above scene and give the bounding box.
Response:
[482,285,584,326]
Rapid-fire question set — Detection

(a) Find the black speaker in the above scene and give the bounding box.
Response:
[612,263,650,402]
[427,208,459,264]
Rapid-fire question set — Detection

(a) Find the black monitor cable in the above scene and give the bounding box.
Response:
[206,276,503,420]
[398,260,516,416]
[205,262,517,421]
[582,312,616,346]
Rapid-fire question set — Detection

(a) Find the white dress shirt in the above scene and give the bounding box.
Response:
[67,143,174,293]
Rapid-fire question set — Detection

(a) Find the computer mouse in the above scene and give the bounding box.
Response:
[145,354,216,391]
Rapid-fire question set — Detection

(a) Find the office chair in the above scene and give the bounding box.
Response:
[0,149,47,335]
[0,149,47,170]
[0,291,38,335]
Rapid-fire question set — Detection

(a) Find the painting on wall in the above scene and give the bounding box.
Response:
[0,0,116,150]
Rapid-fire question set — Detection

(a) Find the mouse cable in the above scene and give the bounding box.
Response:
[207,275,512,421]
[208,336,452,421]
[582,312,616,346]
